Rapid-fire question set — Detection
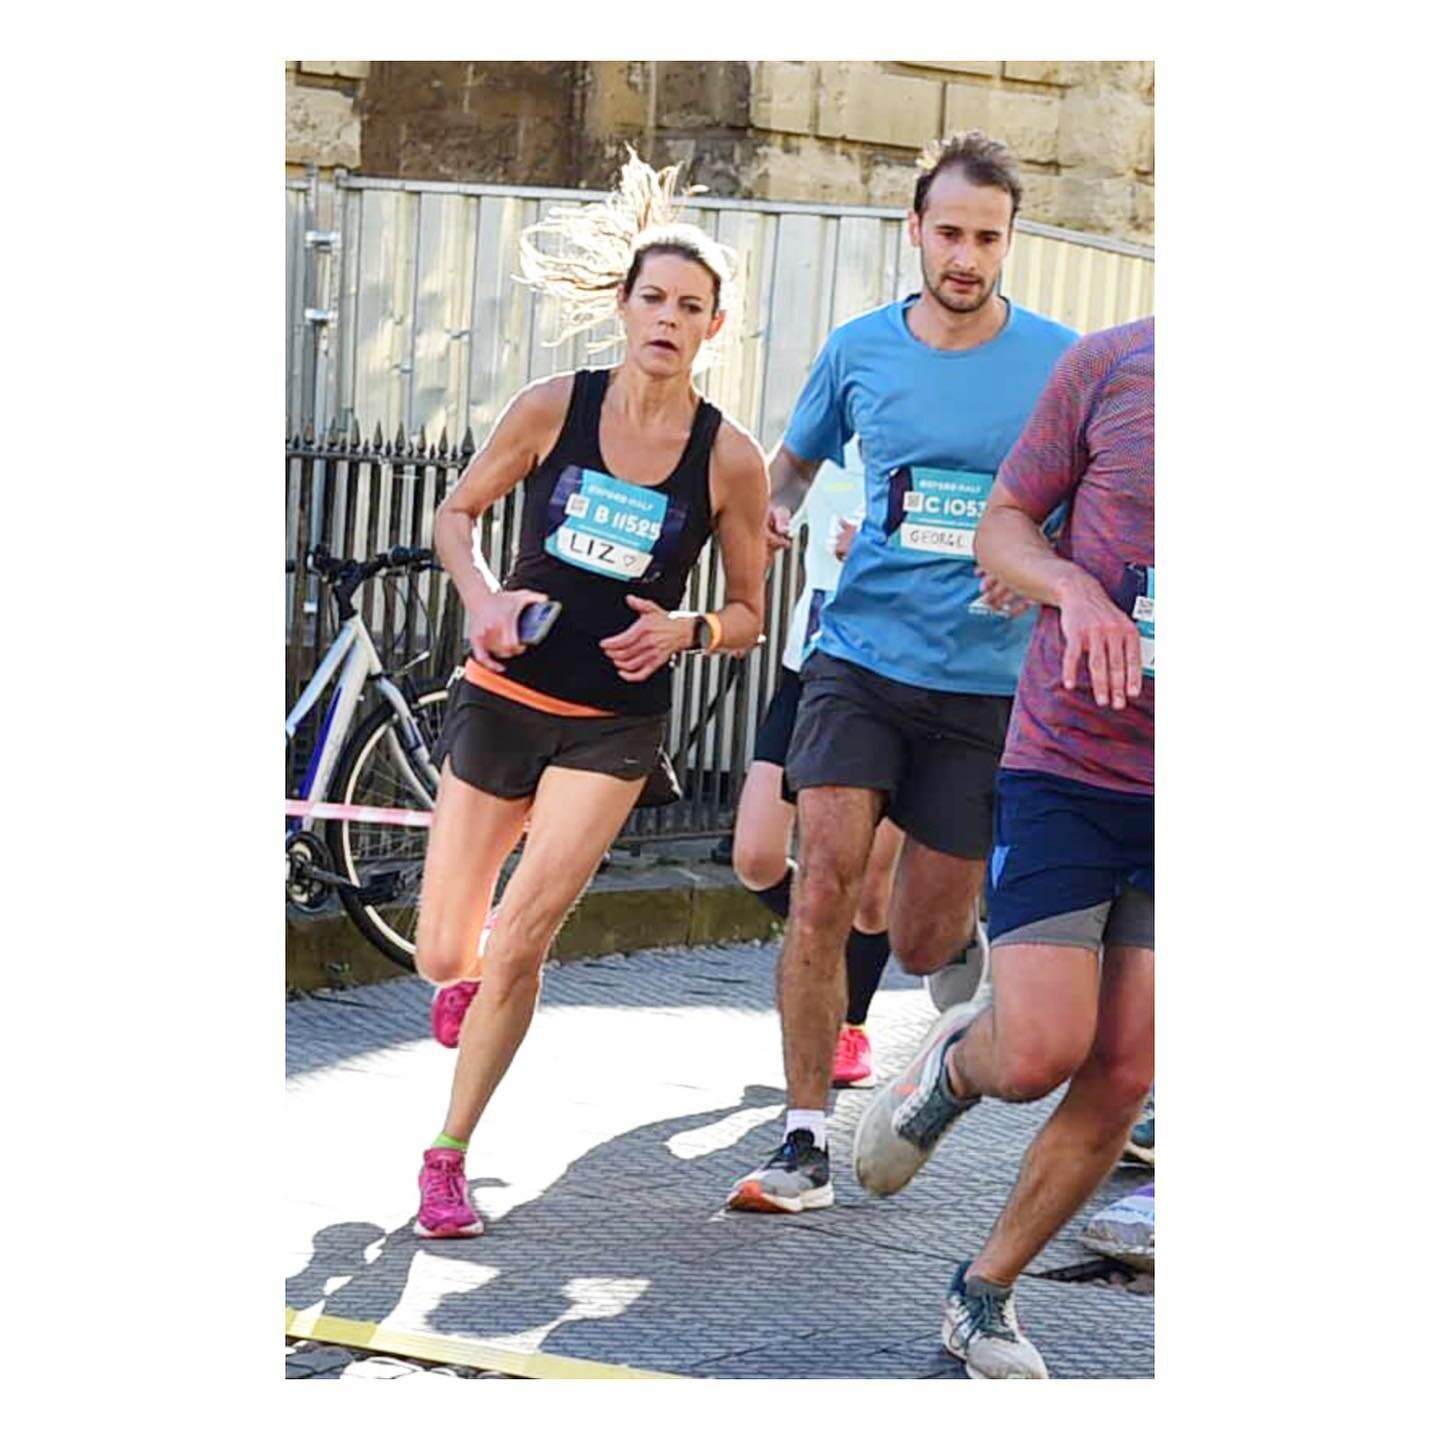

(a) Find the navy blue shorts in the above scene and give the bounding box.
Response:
[987,769,1154,950]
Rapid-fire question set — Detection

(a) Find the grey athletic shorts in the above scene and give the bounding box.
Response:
[784,650,1011,858]
[992,887,1154,952]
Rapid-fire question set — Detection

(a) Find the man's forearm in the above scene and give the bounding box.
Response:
[766,445,818,515]
[975,505,1100,609]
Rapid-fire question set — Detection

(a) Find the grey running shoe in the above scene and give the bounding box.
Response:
[942,1263,1048,1379]
[925,920,991,1013]
[726,1129,834,1214]
[1124,1091,1155,1166]
[852,1004,980,1196]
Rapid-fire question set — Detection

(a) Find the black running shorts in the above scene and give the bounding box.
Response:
[434,679,667,800]
[784,651,1011,858]
[752,667,803,767]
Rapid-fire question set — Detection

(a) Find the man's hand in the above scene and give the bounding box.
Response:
[467,589,548,673]
[765,503,794,555]
[599,596,693,683]
[1056,574,1144,710]
[977,570,1033,618]
[831,516,859,561]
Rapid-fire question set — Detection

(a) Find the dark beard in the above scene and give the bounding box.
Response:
[921,264,995,315]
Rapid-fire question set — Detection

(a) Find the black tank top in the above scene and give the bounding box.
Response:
[500,369,721,715]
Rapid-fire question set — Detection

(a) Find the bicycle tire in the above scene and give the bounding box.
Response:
[327,679,451,970]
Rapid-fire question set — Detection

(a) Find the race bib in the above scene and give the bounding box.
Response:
[546,468,672,582]
[886,466,994,559]
[1131,565,1155,677]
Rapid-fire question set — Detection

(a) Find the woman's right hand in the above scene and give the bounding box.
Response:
[466,589,548,673]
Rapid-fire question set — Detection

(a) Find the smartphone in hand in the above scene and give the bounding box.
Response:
[517,600,563,646]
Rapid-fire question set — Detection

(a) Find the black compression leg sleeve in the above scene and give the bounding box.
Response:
[751,859,796,919]
[844,928,891,1026]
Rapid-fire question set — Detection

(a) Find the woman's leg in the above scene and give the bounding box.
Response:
[438,765,645,1143]
[414,760,532,986]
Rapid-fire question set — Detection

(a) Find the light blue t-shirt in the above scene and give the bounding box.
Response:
[783,297,1078,694]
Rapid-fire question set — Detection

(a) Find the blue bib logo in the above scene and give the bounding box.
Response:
[545,467,684,583]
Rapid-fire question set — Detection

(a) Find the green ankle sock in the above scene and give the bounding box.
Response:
[431,1132,467,1153]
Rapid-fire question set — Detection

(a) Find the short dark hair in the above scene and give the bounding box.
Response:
[913,131,1024,224]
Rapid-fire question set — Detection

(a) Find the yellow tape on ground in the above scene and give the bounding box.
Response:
[285,1308,679,1379]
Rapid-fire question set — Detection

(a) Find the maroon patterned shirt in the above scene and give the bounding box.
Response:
[996,317,1154,794]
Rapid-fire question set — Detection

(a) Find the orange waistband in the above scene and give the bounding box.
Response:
[463,657,616,718]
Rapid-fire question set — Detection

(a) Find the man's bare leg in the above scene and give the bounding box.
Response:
[778,785,884,1110]
[964,942,1154,1286]
[887,834,987,975]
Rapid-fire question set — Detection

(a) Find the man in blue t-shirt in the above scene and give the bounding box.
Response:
[726,132,1077,1220]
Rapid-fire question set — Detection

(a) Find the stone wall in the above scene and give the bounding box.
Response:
[284,61,1153,245]
[285,62,367,174]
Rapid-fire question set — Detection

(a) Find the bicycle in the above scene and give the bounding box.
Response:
[285,543,454,969]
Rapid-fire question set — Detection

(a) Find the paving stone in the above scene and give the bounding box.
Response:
[287,942,1152,1378]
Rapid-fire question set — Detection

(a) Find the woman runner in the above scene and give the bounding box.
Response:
[412,153,769,1238]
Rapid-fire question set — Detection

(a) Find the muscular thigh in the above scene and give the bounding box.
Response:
[888,835,986,970]
[1090,943,1154,1074]
[417,759,532,952]
[990,942,1102,1077]
[492,765,645,950]
[794,785,884,913]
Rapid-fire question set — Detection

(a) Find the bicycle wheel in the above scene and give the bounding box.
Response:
[327,679,451,970]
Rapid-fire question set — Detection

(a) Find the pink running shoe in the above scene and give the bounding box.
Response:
[429,907,499,1046]
[832,1024,875,1088]
[414,1148,485,1238]
[431,981,479,1048]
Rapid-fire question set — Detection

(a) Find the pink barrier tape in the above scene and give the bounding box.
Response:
[285,799,433,828]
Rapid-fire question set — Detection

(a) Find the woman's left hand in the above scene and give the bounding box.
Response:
[600,596,693,682]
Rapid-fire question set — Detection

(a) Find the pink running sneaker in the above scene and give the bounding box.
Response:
[429,907,499,1046]
[414,1148,485,1238]
[832,1024,875,1088]
[431,981,479,1048]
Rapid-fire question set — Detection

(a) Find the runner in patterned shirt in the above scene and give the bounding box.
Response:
[852,316,1155,1379]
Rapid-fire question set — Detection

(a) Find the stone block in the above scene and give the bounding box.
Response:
[1060,60,1153,96]
[583,61,651,136]
[1133,180,1154,232]
[816,63,942,149]
[901,61,1002,77]
[1055,175,1136,237]
[867,155,920,208]
[286,83,361,170]
[364,61,473,116]
[299,61,369,81]
[655,61,751,129]
[1059,89,1150,175]
[552,885,692,961]
[943,82,1059,164]
[1137,126,1154,177]
[750,61,815,137]
[747,138,865,204]
[1017,171,1061,226]
[1003,61,1065,85]
[688,887,780,947]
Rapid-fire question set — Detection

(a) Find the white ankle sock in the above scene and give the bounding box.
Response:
[786,1109,827,1149]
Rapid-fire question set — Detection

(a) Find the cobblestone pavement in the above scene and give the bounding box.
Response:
[286,941,1154,1379]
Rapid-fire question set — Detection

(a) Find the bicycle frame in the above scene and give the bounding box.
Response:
[285,616,440,833]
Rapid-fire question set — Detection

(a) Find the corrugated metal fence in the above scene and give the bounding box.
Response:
[285,170,1154,841]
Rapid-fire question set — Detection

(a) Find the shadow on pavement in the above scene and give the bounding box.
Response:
[285,1082,977,1378]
